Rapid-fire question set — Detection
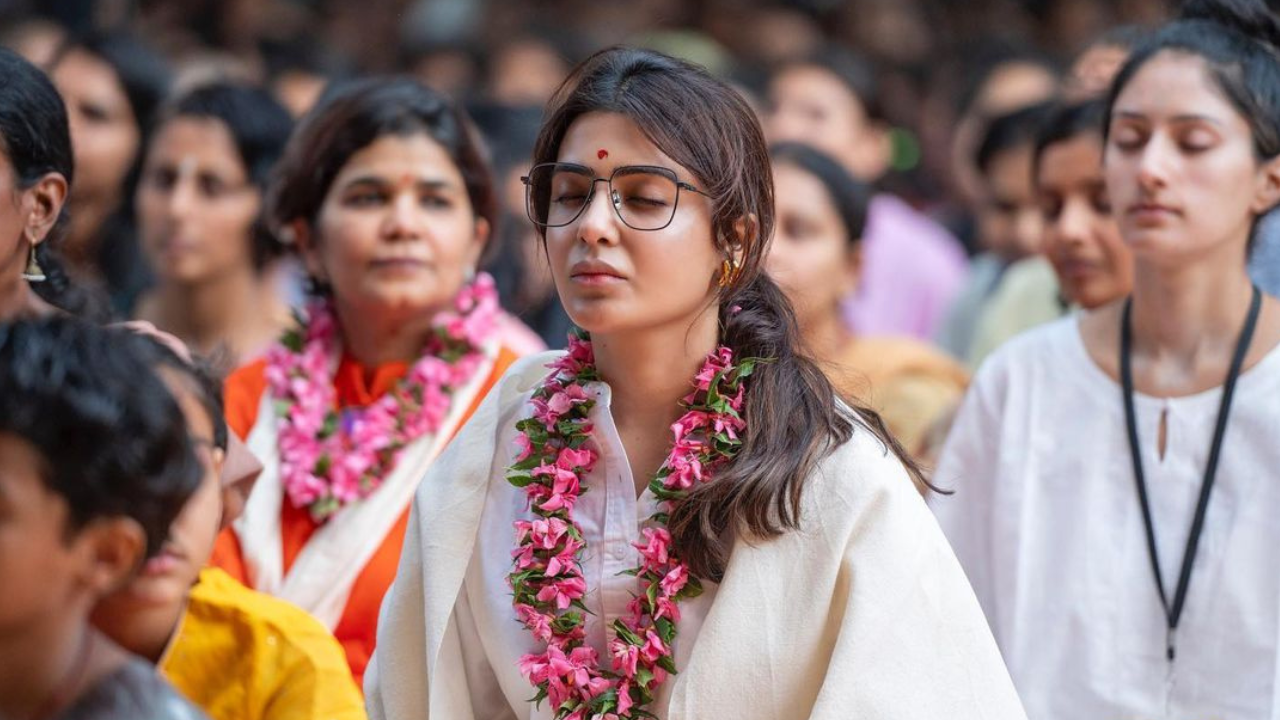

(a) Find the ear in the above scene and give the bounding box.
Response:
[842,242,864,296]
[728,213,760,261]
[22,172,69,246]
[1252,154,1280,215]
[290,219,328,282]
[75,516,147,596]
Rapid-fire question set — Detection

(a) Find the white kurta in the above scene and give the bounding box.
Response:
[932,316,1280,720]
[458,380,716,719]
[367,351,1026,720]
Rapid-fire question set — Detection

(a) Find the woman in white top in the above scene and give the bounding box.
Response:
[932,1,1280,717]
[366,47,1025,720]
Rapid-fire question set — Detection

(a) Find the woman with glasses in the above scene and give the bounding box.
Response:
[132,83,295,367]
[209,77,524,688]
[367,47,1024,720]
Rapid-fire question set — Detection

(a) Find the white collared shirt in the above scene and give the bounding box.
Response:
[456,381,717,720]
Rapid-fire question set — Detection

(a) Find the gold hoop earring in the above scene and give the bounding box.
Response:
[21,235,45,283]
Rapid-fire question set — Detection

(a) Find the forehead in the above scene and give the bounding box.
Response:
[1113,51,1245,124]
[770,66,861,109]
[151,117,241,166]
[1037,134,1103,184]
[334,133,462,182]
[556,111,689,176]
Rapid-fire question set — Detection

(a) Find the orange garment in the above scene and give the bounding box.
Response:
[825,337,969,460]
[211,347,519,688]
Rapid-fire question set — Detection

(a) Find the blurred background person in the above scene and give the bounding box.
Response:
[767,141,967,465]
[131,82,295,367]
[965,98,1136,364]
[0,46,105,322]
[937,101,1054,363]
[767,47,970,341]
[47,30,170,315]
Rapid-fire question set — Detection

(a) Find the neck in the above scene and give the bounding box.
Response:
[1128,256,1255,366]
[90,600,185,666]
[334,300,440,368]
[148,267,270,358]
[800,305,852,365]
[592,305,721,441]
[0,609,94,720]
[0,272,58,322]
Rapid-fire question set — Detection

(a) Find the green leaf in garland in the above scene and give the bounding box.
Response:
[655,617,676,644]
[508,472,536,488]
[656,654,678,675]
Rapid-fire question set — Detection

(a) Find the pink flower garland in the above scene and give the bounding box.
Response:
[266,273,500,522]
[508,330,756,719]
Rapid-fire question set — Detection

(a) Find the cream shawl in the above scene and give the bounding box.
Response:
[365,351,1027,720]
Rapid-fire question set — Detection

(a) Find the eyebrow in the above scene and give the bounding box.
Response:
[342,175,456,190]
[1112,111,1225,126]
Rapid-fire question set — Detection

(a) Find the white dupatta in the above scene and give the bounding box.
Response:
[234,340,498,630]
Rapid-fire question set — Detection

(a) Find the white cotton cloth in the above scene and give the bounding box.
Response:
[932,316,1280,720]
[366,351,1026,720]
[457,380,716,720]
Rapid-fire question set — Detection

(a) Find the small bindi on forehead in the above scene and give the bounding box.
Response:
[597,149,609,160]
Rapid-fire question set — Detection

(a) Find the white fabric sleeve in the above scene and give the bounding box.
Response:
[929,356,1009,644]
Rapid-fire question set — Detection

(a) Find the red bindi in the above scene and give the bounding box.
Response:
[597,149,609,160]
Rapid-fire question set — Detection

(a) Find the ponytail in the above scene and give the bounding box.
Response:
[668,272,928,581]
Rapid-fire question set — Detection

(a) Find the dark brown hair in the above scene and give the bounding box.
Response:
[532,47,926,581]
[269,77,496,243]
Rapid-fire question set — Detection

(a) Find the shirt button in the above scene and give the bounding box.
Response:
[611,544,627,561]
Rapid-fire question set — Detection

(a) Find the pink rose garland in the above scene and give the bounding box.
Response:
[266,272,499,522]
[508,330,756,719]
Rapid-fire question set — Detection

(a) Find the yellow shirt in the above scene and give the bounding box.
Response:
[161,568,367,720]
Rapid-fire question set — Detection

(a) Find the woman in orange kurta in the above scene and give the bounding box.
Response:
[209,78,525,688]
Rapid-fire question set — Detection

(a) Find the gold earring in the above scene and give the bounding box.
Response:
[717,258,741,288]
[21,235,45,283]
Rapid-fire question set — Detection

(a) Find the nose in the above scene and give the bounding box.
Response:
[1056,199,1092,247]
[1136,135,1172,193]
[381,192,423,240]
[166,175,197,220]
[575,179,620,246]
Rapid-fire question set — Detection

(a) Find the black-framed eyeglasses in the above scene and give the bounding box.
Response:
[522,162,709,232]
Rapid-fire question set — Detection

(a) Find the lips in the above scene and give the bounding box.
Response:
[369,257,429,273]
[140,543,186,577]
[570,259,626,283]
[1127,201,1179,223]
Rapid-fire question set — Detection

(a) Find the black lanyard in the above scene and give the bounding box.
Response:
[1120,284,1262,662]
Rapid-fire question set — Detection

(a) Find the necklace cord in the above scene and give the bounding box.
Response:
[1119,285,1262,662]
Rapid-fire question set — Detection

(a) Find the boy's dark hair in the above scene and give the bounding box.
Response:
[975,101,1057,176]
[0,318,201,558]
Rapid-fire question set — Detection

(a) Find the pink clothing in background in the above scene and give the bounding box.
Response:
[843,194,969,340]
